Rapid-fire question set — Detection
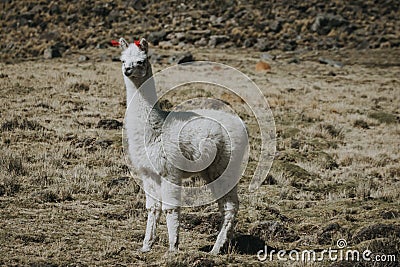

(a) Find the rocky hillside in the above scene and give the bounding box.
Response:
[1,0,399,59]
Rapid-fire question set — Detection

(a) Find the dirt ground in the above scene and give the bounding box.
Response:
[0,47,399,266]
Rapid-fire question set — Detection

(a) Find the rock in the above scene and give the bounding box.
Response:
[327,70,336,76]
[99,54,110,61]
[255,61,271,72]
[49,3,61,15]
[147,30,167,45]
[357,40,370,50]
[312,13,348,35]
[255,38,270,52]
[287,57,300,64]
[127,0,146,11]
[318,57,344,68]
[188,29,211,36]
[282,42,297,51]
[194,37,208,47]
[208,35,229,47]
[260,53,276,61]
[149,52,165,64]
[107,9,121,24]
[96,119,123,130]
[168,52,194,64]
[78,55,89,62]
[43,46,62,59]
[184,34,200,44]
[170,38,179,45]
[176,42,188,49]
[175,32,185,41]
[269,20,282,33]
[158,41,173,49]
[1,1,400,60]
[243,38,256,48]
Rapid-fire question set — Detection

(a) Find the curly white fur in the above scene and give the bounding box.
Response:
[120,38,247,254]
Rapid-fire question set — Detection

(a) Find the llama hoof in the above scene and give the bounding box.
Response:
[209,248,220,255]
[168,246,179,253]
[140,246,151,253]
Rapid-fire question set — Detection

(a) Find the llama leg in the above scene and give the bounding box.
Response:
[141,197,161,252]
[141,175,162,252]
[210,186,239,255]
[161,176,181,252]
[165,208,181,252]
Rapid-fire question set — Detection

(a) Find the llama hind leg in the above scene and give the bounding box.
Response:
[165,207,180,252]
[210,186,239,255]
[161,176,182,252]
[141,175,162,252]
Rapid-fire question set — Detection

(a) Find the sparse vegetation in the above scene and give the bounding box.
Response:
[0,48,399,266]
[368,111,398,124]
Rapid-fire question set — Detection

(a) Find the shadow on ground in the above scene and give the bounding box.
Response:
[200,234,277,255]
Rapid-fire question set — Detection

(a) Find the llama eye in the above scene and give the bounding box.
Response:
[137,60,143,65]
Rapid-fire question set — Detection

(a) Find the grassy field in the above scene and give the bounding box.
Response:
[0,47,399,266]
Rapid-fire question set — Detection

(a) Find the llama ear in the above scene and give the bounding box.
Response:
[139,38,148,53]
[119,38,129,50]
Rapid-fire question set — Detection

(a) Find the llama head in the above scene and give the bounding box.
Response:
[119,37,149,78]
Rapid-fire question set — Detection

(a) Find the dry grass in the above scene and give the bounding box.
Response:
[0,48,399,266]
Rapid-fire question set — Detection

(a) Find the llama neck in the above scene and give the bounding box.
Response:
[125,65,157,108]
[124,65,164,129]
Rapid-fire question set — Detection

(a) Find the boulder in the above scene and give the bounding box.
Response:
[312,13,348,35]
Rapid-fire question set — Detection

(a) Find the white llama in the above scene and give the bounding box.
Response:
[119,38,248,254]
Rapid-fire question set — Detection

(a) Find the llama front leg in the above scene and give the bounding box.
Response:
[141,175,162,252]
[210,187,239,255]
[141,196,161,252]
[161,176,182,252]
